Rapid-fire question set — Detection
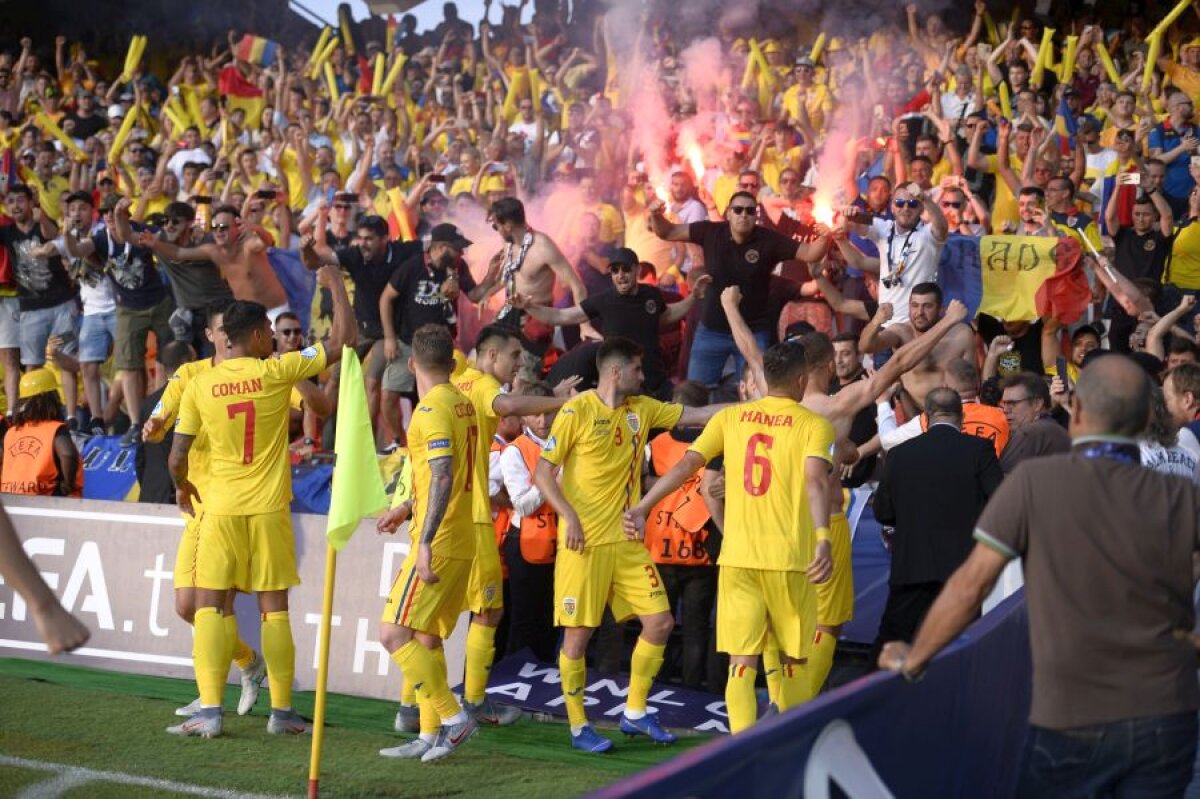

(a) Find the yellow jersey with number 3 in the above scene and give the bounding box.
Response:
[689,396,835,571]
[540,391,682,546]
[451,364,503,526]
[175,345,328,515]
[408,382,478,560]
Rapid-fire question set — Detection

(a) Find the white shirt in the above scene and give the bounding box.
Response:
[1139,439,1200,484]
[55,235,115,315]
[866,217,944,324]
[166,147,213,182]
[498,430,549,526]
[941,91,978,121]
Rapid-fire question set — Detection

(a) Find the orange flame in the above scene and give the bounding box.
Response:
[813,200,835,226]
[654,183,669,203]
[686,145,705,181]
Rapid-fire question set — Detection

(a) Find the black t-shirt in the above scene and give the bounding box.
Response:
[687,220,798,333]
[336,240,423,336]
[978,314,1045,374]
[156,232,232,310]
[1113,226,1168,284]
[580,284,668,391]
[91,225,166,309]
[64,112,108,140]
[386,253,477,344]
[0,222,73,310]
[547,341,600,392]
[834,371,879,488]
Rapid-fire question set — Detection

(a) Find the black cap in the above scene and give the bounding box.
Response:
[430,222,472,250]
[608,247,638,268]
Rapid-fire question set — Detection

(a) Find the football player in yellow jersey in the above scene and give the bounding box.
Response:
[451,325,575,726]
[534,338,724,752]
[376,324,480,762]
[142,302,268,719]
[722,286,970,700]
[626,338,835,734]
[165,265,355,738]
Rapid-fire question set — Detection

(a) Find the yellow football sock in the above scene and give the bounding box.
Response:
[806,630,837,699]
[392,640,460,721]
[626,638,665,717]
[401,678,417,706]
[725,663,758,734]
[464,623,497,704]
[224,614,254,671]
[558,651,589,731]
[777,661,809,711]
[193,607,229,707]
[418,647,447,738]
[261,611,295,710]
[762,643,781,706]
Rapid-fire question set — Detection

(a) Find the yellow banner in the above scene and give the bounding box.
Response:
[978,235,1059,321]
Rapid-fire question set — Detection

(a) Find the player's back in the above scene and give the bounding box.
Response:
[451,363,502,525]
[408,382,478,560]
[699,396,834,571]
[176,346,327,515]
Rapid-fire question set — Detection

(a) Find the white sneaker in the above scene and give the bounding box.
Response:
[175,697,203,717]
[380,739,432,759]
[421,717,477,762]
[238,652,267,716]
[166,708,222,737]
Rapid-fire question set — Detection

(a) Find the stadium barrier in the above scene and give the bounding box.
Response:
[592,590,1031,799]
[0,495,465,699]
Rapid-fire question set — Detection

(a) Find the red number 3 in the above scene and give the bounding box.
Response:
[743,433,773,496]
[643,564,660,588]
[614,426,624,445]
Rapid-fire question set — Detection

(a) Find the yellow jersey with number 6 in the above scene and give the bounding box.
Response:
[689,396,835,571]
[175,345,327,515]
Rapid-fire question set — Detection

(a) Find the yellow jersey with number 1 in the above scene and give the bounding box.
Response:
[175,345,327,515]
[151,357,215,495]
[689,396,835,571]
[407,382,478,560]
[451,364,503,526]
[540,390,682,546]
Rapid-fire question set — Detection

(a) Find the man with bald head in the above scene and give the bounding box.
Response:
[880,355,1200,797]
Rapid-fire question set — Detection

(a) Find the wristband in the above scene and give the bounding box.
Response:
[815,526,832,542]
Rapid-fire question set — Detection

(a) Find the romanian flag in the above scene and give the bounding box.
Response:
[1054,93,1078,143]
[218,65,266,130]
[1098,158,1138,235]
[0,148,19,194]
[385,187,415,242]
[235,34,279,67]
[1034,237,1091,326]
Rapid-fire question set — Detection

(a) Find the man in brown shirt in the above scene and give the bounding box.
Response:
[879,355,1200,798]
[997,372,1071,473]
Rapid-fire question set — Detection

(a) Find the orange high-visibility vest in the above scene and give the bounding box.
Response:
[645,432,712,566]
[1,420,80,496]
[920,401,1010,457]
[508,434,557,564]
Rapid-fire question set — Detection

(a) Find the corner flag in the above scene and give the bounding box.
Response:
[325,347,387,549]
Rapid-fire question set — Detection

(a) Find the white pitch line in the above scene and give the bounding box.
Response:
[0,754,298,799]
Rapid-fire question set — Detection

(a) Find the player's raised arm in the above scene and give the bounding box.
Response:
[320,263,357,365]
[720,285,766,396]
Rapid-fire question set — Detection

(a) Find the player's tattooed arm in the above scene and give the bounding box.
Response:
[415,455,453,583]
[168,433,201,515]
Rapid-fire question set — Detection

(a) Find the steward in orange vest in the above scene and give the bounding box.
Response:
[0,369,82,497]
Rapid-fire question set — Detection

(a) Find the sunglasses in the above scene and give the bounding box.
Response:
[212,223,231,231]
[894,198,921,209]
[941,200,963,209]
[278,328,303,337]
[163,217,185,226]
[729,205,757,215]
[610,263,635,274]
[333,202,353,209]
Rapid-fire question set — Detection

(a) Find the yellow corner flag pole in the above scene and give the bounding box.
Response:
[308,347,388,799]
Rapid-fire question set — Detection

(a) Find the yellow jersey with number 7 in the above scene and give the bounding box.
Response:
[175,345,328,515]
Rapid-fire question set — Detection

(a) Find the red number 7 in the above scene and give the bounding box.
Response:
[227,401,256,464]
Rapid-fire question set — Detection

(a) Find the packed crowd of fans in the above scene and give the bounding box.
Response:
[2,0,1200,698]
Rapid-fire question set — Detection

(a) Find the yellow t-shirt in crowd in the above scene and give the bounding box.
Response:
[985,153,1025,230]
[1168,220,1200,290]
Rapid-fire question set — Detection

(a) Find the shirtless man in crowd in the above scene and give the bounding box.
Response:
[139,205,290,321]
[486,196,594,353]
[857,283,975,416]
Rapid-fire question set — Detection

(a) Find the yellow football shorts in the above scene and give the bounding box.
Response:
[554,540,670,628]
[467,522,504,614]
[194,508,299,593]
[382,553,471,639]
[717,566,815,660]
[173,511,202,589]
[815,512,854,627]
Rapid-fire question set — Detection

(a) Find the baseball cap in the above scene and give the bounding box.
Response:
[420,188,447,205]
[609,247,638,269]
[795,56,815,68]
[107,104,124,120]
[1185,37,1200,51]
[429,222,472,250]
